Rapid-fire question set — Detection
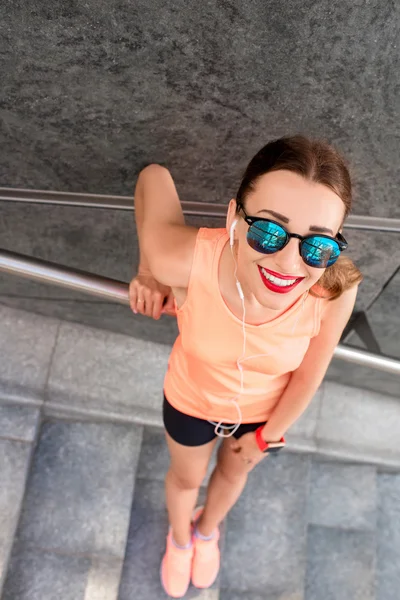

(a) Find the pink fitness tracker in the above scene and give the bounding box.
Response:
[255,426,286,454]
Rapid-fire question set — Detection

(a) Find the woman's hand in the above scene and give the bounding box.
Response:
[129,268,175,320]
[230,431,267,469]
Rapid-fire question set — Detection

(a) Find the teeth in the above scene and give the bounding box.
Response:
[261,268,297,287]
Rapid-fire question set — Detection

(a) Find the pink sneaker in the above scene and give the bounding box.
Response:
[191,507,220,589]
[160,529,194,598]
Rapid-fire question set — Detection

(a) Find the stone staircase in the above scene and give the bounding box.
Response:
[2,405,400,600]
[1,303,400,599]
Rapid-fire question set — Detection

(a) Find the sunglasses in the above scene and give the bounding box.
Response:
[237,205,348,269]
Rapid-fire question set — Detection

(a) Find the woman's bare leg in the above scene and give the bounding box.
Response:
[165,431,218,547]
[197,438,261,537]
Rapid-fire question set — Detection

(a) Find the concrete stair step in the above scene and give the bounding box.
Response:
[0,402,40,596]
[304,459,377,600]
[376,472,400,600]
[1,418,143,600]
[305,525,375,600]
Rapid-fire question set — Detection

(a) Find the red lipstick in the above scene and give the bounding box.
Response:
[262,268,304,280]
[258,266,303,294]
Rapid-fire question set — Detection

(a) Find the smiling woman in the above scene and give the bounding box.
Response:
[129,135,362,598]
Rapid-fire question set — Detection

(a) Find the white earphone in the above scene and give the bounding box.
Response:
[229,219,238,247]
[229,220,244,299]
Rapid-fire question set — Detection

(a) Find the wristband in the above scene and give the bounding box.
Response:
[255,426,286,454]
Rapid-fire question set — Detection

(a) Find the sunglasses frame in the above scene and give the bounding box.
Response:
[237,205,348,267]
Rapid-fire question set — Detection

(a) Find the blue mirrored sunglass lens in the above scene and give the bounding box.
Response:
[301,237,340,267]
[247,221,287,253]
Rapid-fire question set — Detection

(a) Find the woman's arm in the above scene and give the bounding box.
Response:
[129,164,198,318]
[261,284,359,441]
[135,164,198,287]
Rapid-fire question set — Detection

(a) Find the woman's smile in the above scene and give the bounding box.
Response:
[258,266,304,294]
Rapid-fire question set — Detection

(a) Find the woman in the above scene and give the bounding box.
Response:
[129,135,362,598]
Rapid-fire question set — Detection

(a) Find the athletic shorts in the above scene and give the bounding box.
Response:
[163,394,266,447]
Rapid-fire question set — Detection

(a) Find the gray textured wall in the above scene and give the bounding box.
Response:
[1,0,400,213]
[1,0,400,357]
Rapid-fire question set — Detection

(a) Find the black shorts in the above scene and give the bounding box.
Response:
[163,394,266,447]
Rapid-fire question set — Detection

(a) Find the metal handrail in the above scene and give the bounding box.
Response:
[1,187,400,232]
[1,248,400,376]
[0,249,130,304]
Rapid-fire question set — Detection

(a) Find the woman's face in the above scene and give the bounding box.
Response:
[227,169,346,311]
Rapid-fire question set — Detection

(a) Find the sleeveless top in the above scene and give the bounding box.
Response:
[163,228,329,423]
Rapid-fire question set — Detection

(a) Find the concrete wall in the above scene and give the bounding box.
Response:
[1,0,399,213]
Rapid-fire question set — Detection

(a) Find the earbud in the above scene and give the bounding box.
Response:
[230,219,243,299]
[236,281,244,300]
[230,219,238,247]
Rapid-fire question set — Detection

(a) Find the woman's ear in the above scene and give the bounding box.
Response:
[226,198,239,233]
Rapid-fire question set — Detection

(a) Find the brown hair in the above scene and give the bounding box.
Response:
[236,135,363,300]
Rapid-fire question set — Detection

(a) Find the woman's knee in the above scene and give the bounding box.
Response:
[215,460,249,486]
[167,466,206,491]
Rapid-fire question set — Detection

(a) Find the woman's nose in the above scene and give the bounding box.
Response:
[274,238,303,274]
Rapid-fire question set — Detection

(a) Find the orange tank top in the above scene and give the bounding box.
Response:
[164,227,329,423]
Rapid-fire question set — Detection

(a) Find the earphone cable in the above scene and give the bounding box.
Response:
[208,230,308,438]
